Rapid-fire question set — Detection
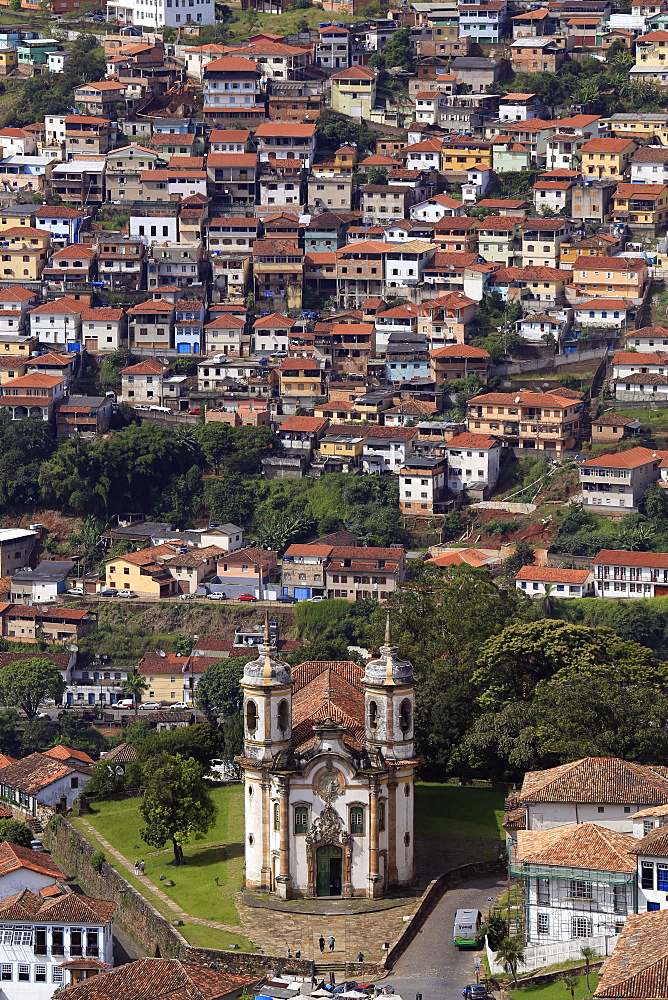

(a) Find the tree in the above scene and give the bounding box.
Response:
[541,583,559,619]
[0,658,65,719]
[0,708,19,758]
[368,26,413,71]
[564,975,579,1000]
[495,937,525,984]
[0,819,34,848]
[20,717,54,756]
[481,912,507,950]
[367,166,388,185]
[139,753,217,865]
[503,541,535,580]
[121,671,149,717]
[195,655,253,722]
[137,723,223,771]
[56,713,107,758]
[580,945,598,991]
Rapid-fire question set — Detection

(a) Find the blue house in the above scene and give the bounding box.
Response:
[303,212,351,253]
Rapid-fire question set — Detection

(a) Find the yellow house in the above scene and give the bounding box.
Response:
[633,29,668,82]
[0,207,38,230]
[318,432,365,460]
[104,543,179,599]
[601,112,668,143]
[580,137,637,179]
[0,358,27,384]
[3,226,51,250]
[333,145,357,173]
[330,65,376,118]
[137,651,190,705]
[559,234,620,268]
[0,333,38,356]
[0,48,17,74]
[0,245,48,281]
[612,182,668,232]
[440,140,493,172]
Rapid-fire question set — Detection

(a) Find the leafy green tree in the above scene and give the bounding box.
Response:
[56,714,107,758]
[369,27,413,71]
[139,753,217,865]
[0,659,65,719]
[0,819,34,847]
[563,975,579,1000]
[367,166,388,185]
[98,350,135,392]
[503,541,536,580]
[0,708,19,757]
[289,636,362,666]
[195,656,253,722]
[316,111,378,156]
[481,912,507,950]
[20,717,54,756]
[581,945,598,990]
[137,723,223,770]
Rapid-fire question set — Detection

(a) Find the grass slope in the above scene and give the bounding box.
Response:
[510,973,599,1000]
[414,783,507,881]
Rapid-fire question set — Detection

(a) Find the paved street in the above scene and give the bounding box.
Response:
[382,875,506,1000]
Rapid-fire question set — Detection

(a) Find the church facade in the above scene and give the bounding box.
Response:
[237,617,417,899]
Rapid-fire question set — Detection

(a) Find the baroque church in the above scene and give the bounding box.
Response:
[237,615,417,899]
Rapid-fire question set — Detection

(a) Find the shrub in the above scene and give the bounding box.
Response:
[91,850,105,873]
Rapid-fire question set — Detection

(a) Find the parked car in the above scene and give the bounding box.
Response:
[179,593,195,601]
[238,593,257,602]
[99,589,118,597]
[277,595,297,603]
[67,587,85,596]
[115,699,134,709]
[117,590,136,599]
[170,702,190,710]
[206,592,227,601]
[309,596,325,602]
[149,405,173,414]
[134,404,150,411]
[189,408,201,415]
[462,987,488,999]
[139,702,161,711]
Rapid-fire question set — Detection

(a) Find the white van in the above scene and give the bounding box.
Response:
[149,405,173,414]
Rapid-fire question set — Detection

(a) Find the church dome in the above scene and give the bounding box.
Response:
[363,614,414,686]
[242,614,292,687]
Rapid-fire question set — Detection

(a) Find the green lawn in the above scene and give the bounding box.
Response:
[180,923,255,952]
[414,783,507,881]
[510,973,599,1000]
[612,408,668,432]
[81,785,244,926]
[225,6,358,39]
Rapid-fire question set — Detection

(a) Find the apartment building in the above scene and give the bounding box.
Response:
[521,218,574,268]
[571,255,648,300]
[419,293,478,349]
[255,122,317,169]
[579,446,665,514]
[202,57,265,121]
[324,545,405,601]
[593,549,668,597]
[119,359,169,404]
[398,456,448,514]
[445,431,502,493]
[127,298,175,351]
[580,137,637,179]
[467,389,581,452]
[336,240,397,308]
[611,183,668,233]
[95,234,144,290]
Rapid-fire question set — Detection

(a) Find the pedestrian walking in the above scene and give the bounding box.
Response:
[286,948,292,959]
[319,936,325,953]
[133,860,139,876]
[139,860,146,875]
[357,953,364,964]
[329,936,335,952]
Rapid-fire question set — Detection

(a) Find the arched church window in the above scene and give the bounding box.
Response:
[350,806,364,835]
[378,800,386,832]
[368,700,378,730]
[246,700,258,733]
[277,699,289,733]
[273,803,280,831]
[294,806,308,834]
[399,699,412,734]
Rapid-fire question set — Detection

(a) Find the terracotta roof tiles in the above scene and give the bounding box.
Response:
[595,910,668,1000]
[521,757,668,805]
[517,823,636,873]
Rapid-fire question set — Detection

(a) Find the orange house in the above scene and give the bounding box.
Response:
[571,255,648,300]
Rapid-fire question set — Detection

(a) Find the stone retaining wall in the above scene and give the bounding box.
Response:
[182,946,313,977]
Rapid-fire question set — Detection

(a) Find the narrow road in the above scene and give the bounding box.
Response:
[383,875,506,1000]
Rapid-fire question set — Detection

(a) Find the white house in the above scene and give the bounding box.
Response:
[517,757,668,834]
[405,138,443,172]
[28,299,84,349]
[409,194,465,222]
[107,0,215,29]
[129,215,179,246]
[630,147,668,185]
[375,304,418,352]
[462,167,493,204]
[579,446,665,514]
[611,350,668,378]
[35,207,85,246]
[515,565,594,598]
[575,299,632,329]
[633,821,668,912]
[445,431,502,493]
[239,618,416,898]
[198,524,244,552]
[10,560,75,604]
[414,90,449,125]
[0,888,114,1000]
[592,549,668,599]
[384,240,437,290]
[512,823,636,944]
[519,312,569,344]
[362,426,417,473]
[0,752,92,826]
[0,841,64,901]
[0,129,36,157]
[624,324,668,350]
[80,307,126,353]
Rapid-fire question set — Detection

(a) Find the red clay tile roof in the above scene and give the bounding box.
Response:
[581,137,636,152]
[0,887,114,922]
[43,745,94,765]
[430,345,490,359]
[516,823,636,873]
[0,840,64,880]
[630,826,668,857]
[0,753,91,795]
[253,312,294,329]
[30,298,85,316]
[80,308,124,322]
[447,432,500,449]
[593,549,668,568]
[219,547,275,568]
[56,957,263,1000]
[291,660,365,752]
[612,351,666,365]
[50,244,96,260]
[594,909,668,999]
[469,390,577,407]
[138,651,190,676]
[103,742,138,764]
[255,123,316,138]
[280,416,328,433]
[581,446,666,469]
[521,757,668,805]
[121,359,169,376]
[515,566,591,584]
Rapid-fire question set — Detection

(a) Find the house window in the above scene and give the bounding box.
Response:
[1,966,11,981]
[350,806,364,835]
[17,966,29,982]
[572,917,592,938]
[614,885,627,914]
[658,864,668,891]
[537,878,550,904]
[571,880,593,899]
[35,967,47,983]
[537,914,549,935]
[294,806,308,833]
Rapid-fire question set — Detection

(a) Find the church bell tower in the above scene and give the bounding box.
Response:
[240,612,292,762]
[362,613,415,760]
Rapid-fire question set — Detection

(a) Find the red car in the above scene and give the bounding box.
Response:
[189,408,201,415]
[238,593,258,602]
